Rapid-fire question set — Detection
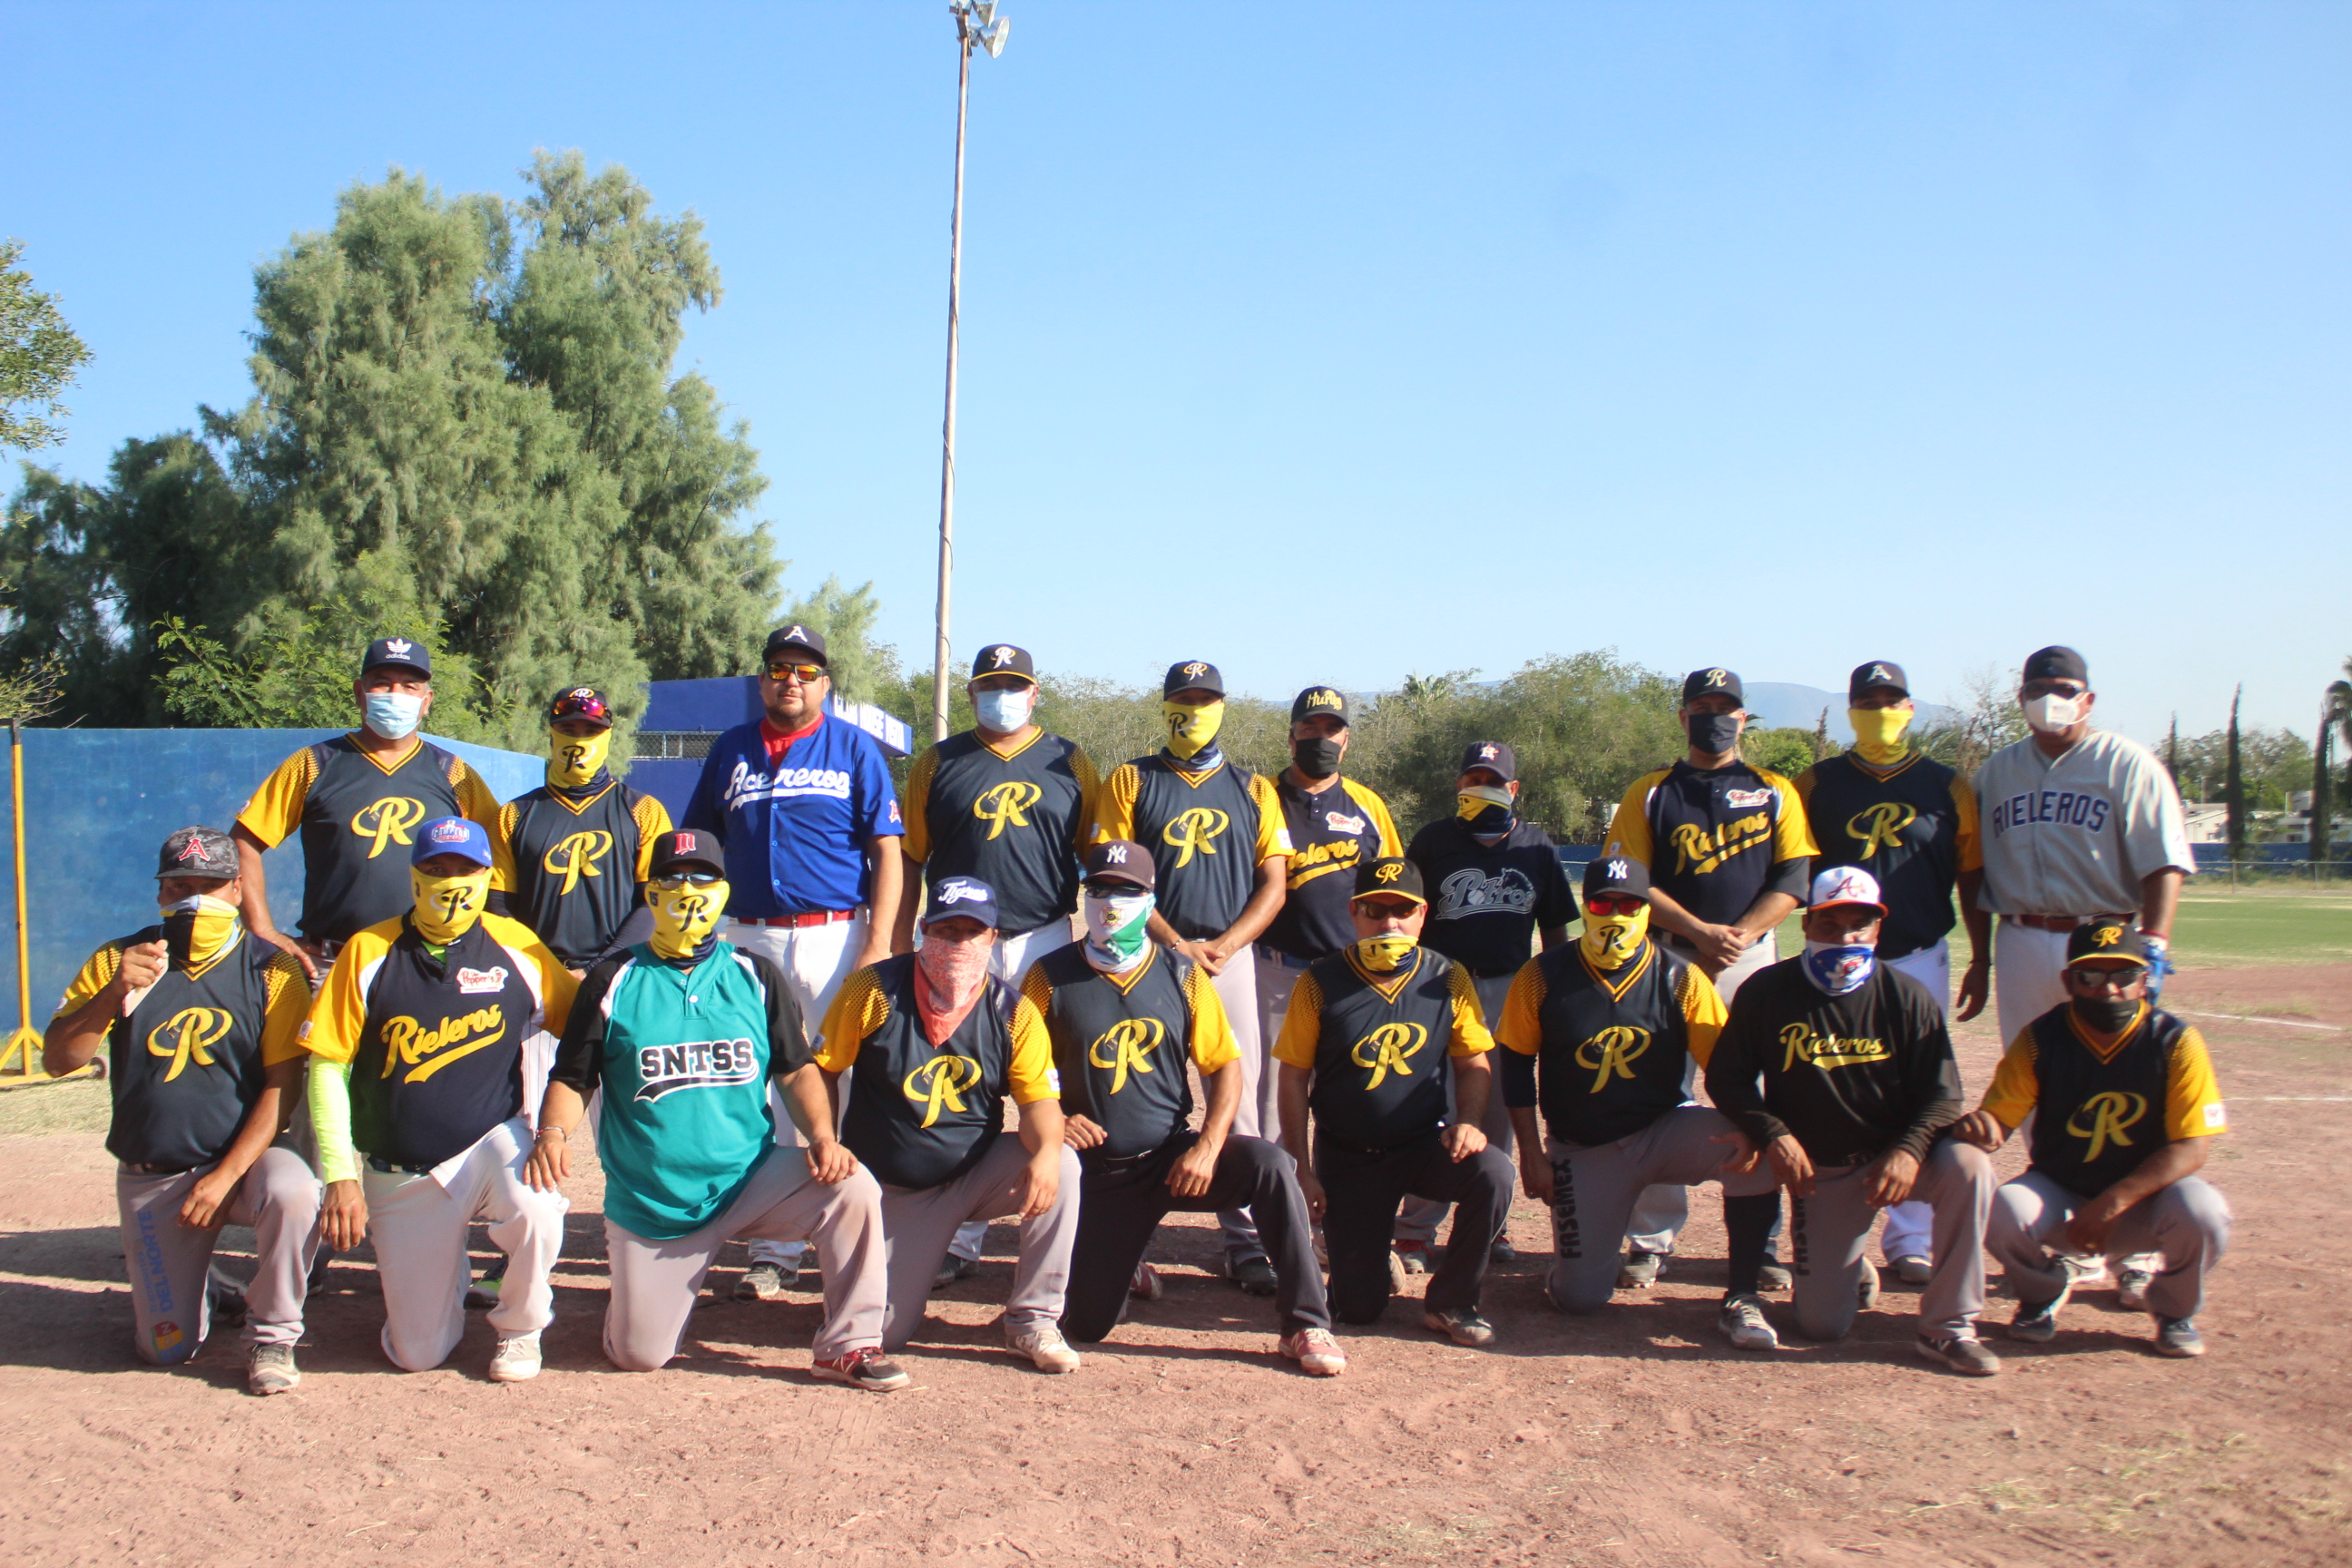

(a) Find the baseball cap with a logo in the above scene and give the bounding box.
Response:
[1162,661,1224,699]
[649,828,726,879]
[362,636,431,679]
[1808,865,1886,913]
[2066,919,2152,969]
[1582,854,1651,905]
[548,686,614,728]
[763,624,830,667]
[1457,740,1518,783]
[1083,838,1155,892]
[970,644,1037,685]
[156,826,238,880]
[411,817,493,869]
[1848,662,1909,701]
[2023,645,2089,686]
[1681,667,1743,706]
[1290,686,1351,726]
[1352,857,1426,906]
[924,876,1001,930]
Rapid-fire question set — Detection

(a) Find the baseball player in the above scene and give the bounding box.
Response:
[1601,667,1818,1288]
[1953,921,2230,1358]
[233,637,502,980]
[1396,738,1577,1272]
[1272,858,1514,1346]
[490,685,674,975]
[44,827,320,1394]
[892,642,1098,1289]
[525,828,906,1389]
[1038,840,1343,1375]
[1091,660,1294,1296]
[1497,854,1775,1314]
[1703,867,2000,1376]
[1794,660,1991,1286]
[301,817,577,1380]
[1973,645,2194,1310]
[681,623,905,1299]
[813,877,1084,1372]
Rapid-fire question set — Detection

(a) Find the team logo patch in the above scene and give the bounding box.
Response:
[380,1006,506,1083]
[784,626,810,645]
[1477,743,1499,760]
[1350,1024,1427,1088]
[1607,859,1630,880]
[2201,1102,2226,1130]
[1325,810,1366,836]
[1102,843,1131,865]
[1573,1026,1651,1093]
[146,1008,231,1083]
[973,781,1044,840]
[1087,1018,1166,1093]
[350,797,426,858]
[634,1038,761,1102]
[544,830,613,894]
[2065,1092,2147,1160]
[427,819,471,845]
[1436,866,1535,920]
[1724,788,1771,809]
[385,638,415,660]
[1867,664,1895,687]
[1181,662,1209,681]
[1161,808,1230,867]
[1703,669,1730,688]
[173,834,207,864]
[455,965,511,995]
[2092,923,2124,947]
[1373,862,1403,885]
[935,877,989,906]
[990,646,1017,668]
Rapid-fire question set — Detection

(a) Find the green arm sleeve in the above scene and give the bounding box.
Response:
[309,1056,358,1184]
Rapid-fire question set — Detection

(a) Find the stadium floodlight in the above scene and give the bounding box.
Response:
[931,0,1012,743]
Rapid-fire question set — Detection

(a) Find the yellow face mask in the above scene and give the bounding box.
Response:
[1354,933,1416,972]
[161,894,242,969]
[1161,700,1224,760]
[1848,706,1914,766]
[549,727,612,788]
[648,879,730,959]
[410,867,491,944]
[1579,905,1651,971]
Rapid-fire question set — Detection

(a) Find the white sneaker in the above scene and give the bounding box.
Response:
[1718,1293,1779,1352]
[1006,1322,1081,1374]
[488,1330,543,1382]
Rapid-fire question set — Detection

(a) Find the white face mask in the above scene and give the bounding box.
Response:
[2023,693,2085,733]
[972,687,1035,734]
[364,691,426,740]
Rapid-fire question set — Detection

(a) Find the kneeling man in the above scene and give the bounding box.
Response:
[1953,920,2230,1358]
[527,828,905,1389]
[1705,867,1999,1375]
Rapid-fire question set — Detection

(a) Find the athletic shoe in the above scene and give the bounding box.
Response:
[1387,1250,1409,1296]
[465,1253,508,1310]
[1422,1307,1496,1348]
[1006,1322,1082,1374]
[1759,1262,1793,1293]
[1279,1327,1348,1377]
[2116,1266,2154,1313]
[2006,1294,2063,1343]
[1718,1293,1778,1351]
[810,1347,911,1391]
[208,1280,249,1328]
[1857,1264,1883,1312]
[1394,1240,1436,1276]
[931,1254,981,1292]
[1489,1238,1519,1265]
[2153,1317,2205,1358]
[1130,1261,1163,1301]
[1916,1333,2002,1377]
[1224,1254,1279,1298]
[487,1331,543,1383]
[736,1262,789,1301]
[246,1343,299,1396]
[1892,1255,1934,1287]
[1617,1249,1664,1289]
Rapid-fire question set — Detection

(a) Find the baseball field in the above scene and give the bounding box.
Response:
[2,891,2346,1567]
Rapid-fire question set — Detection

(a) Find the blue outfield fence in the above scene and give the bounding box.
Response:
[0,729,544,1033]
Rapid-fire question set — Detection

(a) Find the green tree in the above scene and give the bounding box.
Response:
[1741,726,1818,781]
[0,240,92,454]
[1915,666,2026,777]
[2318,677,2352,863]
[2225,686,2246,858]
[780,577,897,706]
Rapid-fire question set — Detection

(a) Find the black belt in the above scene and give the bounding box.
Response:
[366,1155,438,1176]
[1315,1128,1443,1160]
[121,1161,196,1176]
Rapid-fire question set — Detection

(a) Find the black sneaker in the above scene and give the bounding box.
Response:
[1758,1262,1793,1293]
[2153,1317,2205,1357]
[1489,1238,1518,1265]
[2006,1292,2064,1343]
[465,1253,509,1310]
[736,1261,790,1301]
[931,1254,980,1292]
[1617,1249,1664,1289]
[1225,1254,1279,1297]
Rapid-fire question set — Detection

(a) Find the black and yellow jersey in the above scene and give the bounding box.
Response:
[1272,946,1492,1152]
[299,911,574,1170]
[816,956,1058,1191]
[1978,1004,2226,1200]
[57,926,309,1171]
[1494,940,1726,1148]
[904,730,1099,936]
[1603,760,1816,927]
[1796,752,1981,960]
[1024,943,1238,1160]
[491,780,672,967]
[1091,756,1293,941]
[1259,775,1401,962]
[238,735,503,946]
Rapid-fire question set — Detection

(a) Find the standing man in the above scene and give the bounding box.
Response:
[1973,645,2196,1311]
[1273,858,1515,1347]
[682,623,906,1300]
[234,637,503,980]
[1090,660,1294,1296]
[1602,667,1818,1286]
[44,827,320,1395]
[1795,660,1991,1287]
[492,685,674,975]
[1703,867,2000,1376]
[1396,739,1577,1271]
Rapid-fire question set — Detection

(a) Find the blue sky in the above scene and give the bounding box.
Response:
[5,2,2347,743]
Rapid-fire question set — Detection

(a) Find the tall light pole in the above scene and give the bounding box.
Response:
[933,0,1010,742]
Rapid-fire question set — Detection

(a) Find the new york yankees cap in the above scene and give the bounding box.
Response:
[1808,865,1886,913]
[361,635,431,678]
[1290,685,1351,725]
[1352,857,1426,906]
[924,876,1001,929]
[1458,740,1517,782]
[1582,853,1651,904]
[970,643,1037,685]
[1162,660,1224,698]
[1681,667,1743,705]
[1082,838,1155,891]
[763,623,829,667]
[156,826,238,881]
[411,817,494,869]
[1848,661,1909,701]
[649,828,726,878]
[2066,918,2152,969]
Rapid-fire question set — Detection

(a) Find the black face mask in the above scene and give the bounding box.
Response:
[1292,737,1343,779]
[1463,803,1513,836]
[162,909,198,969]
[2071,994,2141,1034]
[1687,712,1741,754]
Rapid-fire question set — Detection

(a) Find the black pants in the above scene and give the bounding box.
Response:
[1061,1131,1330,1342]
[1318,1132,1514,1324]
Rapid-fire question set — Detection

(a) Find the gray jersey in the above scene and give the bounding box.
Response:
[1975,730,2194,916]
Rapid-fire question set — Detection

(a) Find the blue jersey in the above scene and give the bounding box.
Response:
[681,716,904,917]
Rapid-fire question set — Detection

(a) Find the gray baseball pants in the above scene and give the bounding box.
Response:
[1987,1170,2230,1321]
[1624,934,1782,1254]
[1394,970,1519,1247]
[878,1136,1082,1352]
[1541,1107,1776,1313]
[117,1144,320,1364]
[1788,1139,1994,1342]
[604,1147,890,1369]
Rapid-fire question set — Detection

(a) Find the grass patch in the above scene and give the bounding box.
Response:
[0,1077,111,1136]
[2170,890,2352,968]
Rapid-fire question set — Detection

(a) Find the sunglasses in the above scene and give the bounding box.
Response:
[549,693,612,724]
[764,662,825,683]
[2021,681,2087,700]
[1585,896,1645,916]
[650,872,723,888]
[1083,880,1145,897]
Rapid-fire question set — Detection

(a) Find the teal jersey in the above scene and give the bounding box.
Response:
[550,940,811,1240]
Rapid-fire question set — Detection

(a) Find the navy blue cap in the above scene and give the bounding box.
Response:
[1458,740,1517,782]
[649,828,726,878]
[412,816,493,868]
[1681,667,1742,705]
[971,643,1036,684]
[363,635,431,678]
[1848,661,1908,701]
[924,876,1001,930]
[1162,660,1224,698]
[1583,853,1652,904]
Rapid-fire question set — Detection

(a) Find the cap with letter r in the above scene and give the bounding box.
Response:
[2066,918,2152,969]
[1458,740,1517,782]
[361,635,431,679]
[762,624,830,667]
[971,644,1036,685]
[1808,865,1886,913]
[648,828,726,879]
[411,817,493,869]
[156,826,238,881]
[1681,667,1743,705]
[1290,685,1351,725]
[2023,645,2089,686]
[1352,857,1426,906]
[1162,660,1224,698]
[1082,838,1155,891]
[924,876,1001,930]
[1583,854,1651,905]
[1848,661,1909,701]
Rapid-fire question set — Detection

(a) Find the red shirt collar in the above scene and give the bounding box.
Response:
[760,711,824,762]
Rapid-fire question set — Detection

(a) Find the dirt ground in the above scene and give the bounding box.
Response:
[2,962,2347,1568]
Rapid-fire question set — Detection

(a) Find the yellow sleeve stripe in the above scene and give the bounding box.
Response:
[1446,963,1495,1056]
[902,746,940,864]
[1759,769,1822,859]
[1495,960,1544,1055]
[1269,971,1323,1069]
[814,965,890,1074]
[1019,959,1056,1019]
[1951,775,1984,874]
[633,795,673,882]
[259,951,314,1067]
[1249,771,1294,860]
[235,748,319,848]
[54,942,125,1019]
[1006,990,1059,1104]
[1975,1032,2042,1130]
[1185,960,1242,1074]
